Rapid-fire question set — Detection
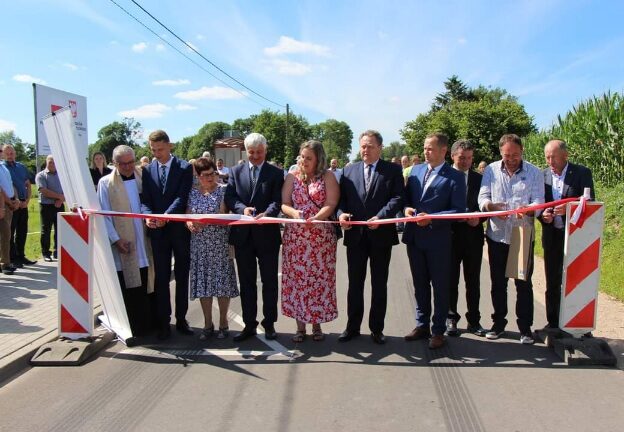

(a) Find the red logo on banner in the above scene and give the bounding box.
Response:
[51,104,63,113]
[69,100,77,118]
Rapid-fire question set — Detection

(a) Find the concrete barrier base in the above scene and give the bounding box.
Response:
[535,329,617,366]
[30,329,115,366]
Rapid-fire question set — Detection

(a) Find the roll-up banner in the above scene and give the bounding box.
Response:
[42,106,133,342]
[33,83,88,157]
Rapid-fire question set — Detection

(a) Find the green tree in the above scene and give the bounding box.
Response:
[401,79,536,163]
[0,130,36,173]
[172,136,193,160]
[89,118,142,161]
[186,121,231,159]
[310,119,353,163]
[431,75,474,111]
[381,141,406,160]
[249,109,311,166]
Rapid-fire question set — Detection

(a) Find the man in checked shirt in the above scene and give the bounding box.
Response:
[478,134,545,345]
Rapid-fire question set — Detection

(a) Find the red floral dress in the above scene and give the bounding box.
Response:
[281,174,338,324]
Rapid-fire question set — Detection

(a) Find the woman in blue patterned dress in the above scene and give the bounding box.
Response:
[186,158,239,340]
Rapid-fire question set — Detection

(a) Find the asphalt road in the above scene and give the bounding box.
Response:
[1,243,623,432]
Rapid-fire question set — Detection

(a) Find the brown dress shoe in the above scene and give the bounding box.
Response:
[429,334,446,349]
[404,327,431,341]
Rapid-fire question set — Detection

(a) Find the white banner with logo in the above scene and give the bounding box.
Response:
[34,83,88,156]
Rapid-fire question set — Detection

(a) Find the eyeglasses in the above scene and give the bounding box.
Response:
[198,171,218,178]
[116,160,135,167]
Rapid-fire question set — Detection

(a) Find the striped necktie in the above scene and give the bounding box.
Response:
[159,165,167,192]
[251,165,258,189]
[423,166,434,187]
[365,164,373,193]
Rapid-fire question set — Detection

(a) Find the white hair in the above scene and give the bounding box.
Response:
[244,133,267,150]
[112,145,135,163]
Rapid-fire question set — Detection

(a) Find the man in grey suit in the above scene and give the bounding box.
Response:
[538,139,594,329]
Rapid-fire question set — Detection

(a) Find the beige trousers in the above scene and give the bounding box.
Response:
[0,203,13,267]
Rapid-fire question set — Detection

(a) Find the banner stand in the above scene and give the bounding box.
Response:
[536,199,616,366]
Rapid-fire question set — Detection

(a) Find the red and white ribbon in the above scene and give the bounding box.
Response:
[76,197,578,226]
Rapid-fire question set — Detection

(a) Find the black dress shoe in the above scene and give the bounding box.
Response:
[371,332,386,345]
[467,324,487,337]
[176,320,194,335]
[233,327,257,342]
[1,266,14,275]
[21,257,37,265]
[264,326,277,340]
[445,319,459,337]
[338,329,360,342]
[12,260,24,268]
[157,326,171,340]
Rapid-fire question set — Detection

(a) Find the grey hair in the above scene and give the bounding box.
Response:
[547,139,568,152]
[112,145,135,163]
[244,132,268,150]
[451,139,475,155]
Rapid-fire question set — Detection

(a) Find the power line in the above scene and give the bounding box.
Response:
[129,0,285,108]
[108,0,272,109]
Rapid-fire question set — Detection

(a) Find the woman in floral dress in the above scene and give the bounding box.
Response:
[186,158,238,340]
[281,140,340,341]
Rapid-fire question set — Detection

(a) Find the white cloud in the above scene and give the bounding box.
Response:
[186,42,198,52]
[175,104,197,111]
[110,40,119,45]
[118,103,170,119]
[63,63,79,71]
[0,119,16,132]
[132,42,148,53]
[196,34,205,40]
[155,44,166,52]
[457,37,467,45]
[174,86,245,100]
[264,36,330,57]
[152,79,190,86]
[265,59,312,76]
[13,74,46,85]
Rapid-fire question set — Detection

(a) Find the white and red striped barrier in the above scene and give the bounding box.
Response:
[58,213,93,339]
[560,201,605,336]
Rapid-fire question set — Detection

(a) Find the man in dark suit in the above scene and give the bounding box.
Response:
[225,133,284,341]
[446,139,486,337]
[403,133,466,349]
[539,139,594,329]
[337,130,404,345]
[141,130,194,340]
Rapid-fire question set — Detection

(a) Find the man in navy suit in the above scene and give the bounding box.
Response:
[337,130,404,345]
[446,139,487,337]
[403,133,466,349]
[539,139,594,329]
[225,133,284,341]
[141,130,194,340]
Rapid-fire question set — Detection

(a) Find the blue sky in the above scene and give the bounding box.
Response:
[2,0,624,157]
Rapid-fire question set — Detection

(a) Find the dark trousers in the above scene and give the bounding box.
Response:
[117,267,152,336]
[10,205,28,260]
[151,224,190,327]
[40,203,64,257]
[542,227,565,327]
[487,237,534,334]
[345,234,392,334]
[234,242,279,329]
[448,229,483,326]
[406,236,451,336]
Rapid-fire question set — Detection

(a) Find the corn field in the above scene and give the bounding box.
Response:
[523,91,624,187]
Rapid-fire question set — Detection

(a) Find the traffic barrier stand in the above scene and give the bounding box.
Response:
[31,213,114,366]
[536,192,616,366]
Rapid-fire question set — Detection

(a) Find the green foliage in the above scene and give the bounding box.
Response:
[381,141,407,160]
[523,91,624,187]
[310,119,353,164]
[172,136,193,160]
[89,118,142,162]
[0,130,37,174]
[186,122,230,159]
[401,78,536,163]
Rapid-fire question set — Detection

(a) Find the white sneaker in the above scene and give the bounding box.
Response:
[520,334,535,345]
[485,329,505,340]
